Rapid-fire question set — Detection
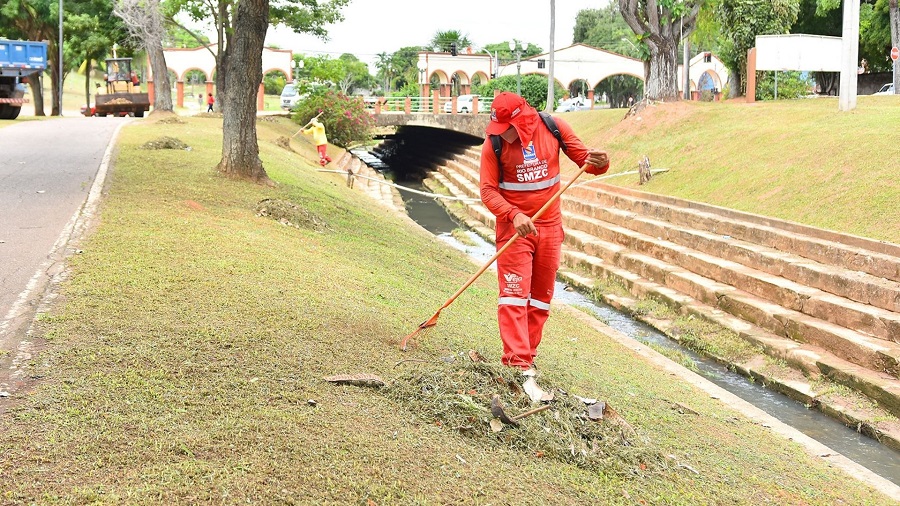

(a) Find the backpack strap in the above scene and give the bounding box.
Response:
[489,134,504,183]
[538,111,567,153]
[491,111,567,182]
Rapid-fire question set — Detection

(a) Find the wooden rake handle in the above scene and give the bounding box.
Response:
[434,164,590,313]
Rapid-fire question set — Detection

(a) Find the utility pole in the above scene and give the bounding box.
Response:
[545,0,556,112]
[839,0,860,111]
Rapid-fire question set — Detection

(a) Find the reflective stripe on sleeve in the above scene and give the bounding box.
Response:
[498,297,528,307]
[498,174,560,191]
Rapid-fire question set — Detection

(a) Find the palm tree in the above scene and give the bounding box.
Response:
[374,51,393,93]
[429,30,472,53]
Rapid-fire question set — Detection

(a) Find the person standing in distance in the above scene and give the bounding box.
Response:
[479,91,610,402]
[301,117,332,166]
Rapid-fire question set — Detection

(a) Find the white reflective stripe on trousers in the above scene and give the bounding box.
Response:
[497,297,551,311]
[528,298,551,311]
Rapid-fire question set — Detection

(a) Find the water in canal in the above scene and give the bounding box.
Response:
[392,178,900,487]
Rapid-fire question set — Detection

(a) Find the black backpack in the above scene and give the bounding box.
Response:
[489,111,567,181]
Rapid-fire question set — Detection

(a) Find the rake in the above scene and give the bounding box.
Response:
[399,164,591,351]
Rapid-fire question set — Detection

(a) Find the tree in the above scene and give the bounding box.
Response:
[429,30,471,53]
[475,74,564,111]
[216,0,269,183]
[164,0,349,113]
[574,5,643,58]
[374,52,393,94]
[113,0,174,113]
[716,0,800,97]
[619,0,703,101]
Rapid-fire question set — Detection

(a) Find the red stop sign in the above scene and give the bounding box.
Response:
[892,47,900,62]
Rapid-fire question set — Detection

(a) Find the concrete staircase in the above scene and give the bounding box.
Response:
[425,145,900,448]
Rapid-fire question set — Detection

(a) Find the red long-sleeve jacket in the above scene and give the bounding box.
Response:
[479,115,600,227]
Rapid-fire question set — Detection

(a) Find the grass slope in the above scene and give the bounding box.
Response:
[562,96,900,243]
[0,114,894,504]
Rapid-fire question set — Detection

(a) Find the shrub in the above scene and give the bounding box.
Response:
[756,71,813,100]
[292,89,376,148]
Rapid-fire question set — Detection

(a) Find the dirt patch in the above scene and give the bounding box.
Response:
[274,136,294,152]
[147,111,184,124]
[255,198,331,232]
[140,137,191,150]
[612,100,696,138]
[384,352,669,475]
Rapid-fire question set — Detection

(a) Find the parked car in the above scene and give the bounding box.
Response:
[443,94,477,113]
[280,83,304,110]
[555,97,590,112]
[874,83,895,96]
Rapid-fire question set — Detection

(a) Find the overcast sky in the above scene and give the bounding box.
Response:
[264,0,605,68]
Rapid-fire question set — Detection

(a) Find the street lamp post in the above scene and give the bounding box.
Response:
[508,40,521,95]
[416,60,427,98]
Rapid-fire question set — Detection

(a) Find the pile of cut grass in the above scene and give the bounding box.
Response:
[386,351,668,475]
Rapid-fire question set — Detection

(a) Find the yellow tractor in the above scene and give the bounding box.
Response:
[87,57,150,117]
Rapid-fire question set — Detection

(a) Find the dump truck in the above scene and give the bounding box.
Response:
[87,57,150,117]
[0,38,48,120]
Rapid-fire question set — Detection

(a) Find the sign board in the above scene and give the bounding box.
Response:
[892,47,899,62]
[755,34,842,71]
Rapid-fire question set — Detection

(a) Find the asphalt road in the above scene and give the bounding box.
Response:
[0,116,127,390]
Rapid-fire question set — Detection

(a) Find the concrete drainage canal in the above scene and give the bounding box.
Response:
[364,156,900,487]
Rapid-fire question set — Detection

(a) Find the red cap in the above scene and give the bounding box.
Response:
[486,92,538,138]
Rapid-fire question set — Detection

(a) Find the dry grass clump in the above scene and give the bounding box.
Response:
[274,135,294,151]
[385,352,669,476]
[140,136,190,150]
[255,198,331,232]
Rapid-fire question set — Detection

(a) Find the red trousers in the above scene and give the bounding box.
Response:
[495,220,564,369]
[317,144,331,165]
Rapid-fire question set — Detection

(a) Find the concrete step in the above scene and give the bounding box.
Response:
[435,162,481,201]
[563,228,900,379]
[447,156,481,186]
[567,183,900,283]
[563,197,900,315]
[561,209,900,343]
[556,252,900,421]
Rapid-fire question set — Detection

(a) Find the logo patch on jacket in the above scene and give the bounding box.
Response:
[522,141,537,162]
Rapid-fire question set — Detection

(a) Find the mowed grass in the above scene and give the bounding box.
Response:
[563,95,900,243]
[0,114,895,504]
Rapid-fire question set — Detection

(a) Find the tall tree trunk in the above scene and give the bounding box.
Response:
[148,45,173,111]
[114,0,174,112]
[216,0,269,183]
[31,73,46,116]
[646,38,679,101]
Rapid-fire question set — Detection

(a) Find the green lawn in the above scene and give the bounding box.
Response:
[564,96,900,243]
[0,113,895,504]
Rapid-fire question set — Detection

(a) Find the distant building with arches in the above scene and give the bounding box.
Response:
[145,44,293,110]
[415,43,728,104]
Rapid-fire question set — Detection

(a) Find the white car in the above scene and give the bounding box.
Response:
[443,94,477,113]
[874,83,895,96]
[555,97,590,112]
[280,83,303,110]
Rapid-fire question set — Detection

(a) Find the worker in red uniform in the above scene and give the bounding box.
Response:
[480,91,610,402]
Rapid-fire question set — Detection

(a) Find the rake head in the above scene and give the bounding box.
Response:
[399,310,442,351]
